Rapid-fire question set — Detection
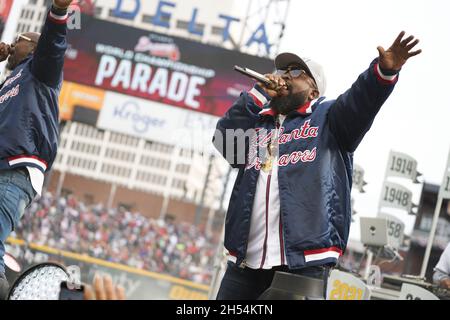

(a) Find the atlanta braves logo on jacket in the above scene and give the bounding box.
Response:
[246,119,319,171]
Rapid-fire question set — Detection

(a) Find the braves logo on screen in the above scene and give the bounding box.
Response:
[135,35,180,61]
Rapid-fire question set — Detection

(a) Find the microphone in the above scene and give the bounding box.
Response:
[234,65,271,86]
[234,65,288,91]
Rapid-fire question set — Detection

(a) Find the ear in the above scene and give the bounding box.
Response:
[309,88,319,100]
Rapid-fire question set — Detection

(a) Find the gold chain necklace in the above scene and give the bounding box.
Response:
[261,116,281,173]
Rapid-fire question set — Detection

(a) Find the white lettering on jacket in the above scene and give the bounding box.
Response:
[0,84,20,104]
[246,120,319,170]
[3,69,23,88]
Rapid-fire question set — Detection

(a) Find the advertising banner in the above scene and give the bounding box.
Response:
[59,81,106,121]
[97,91,218,151]
[64,14,273,118]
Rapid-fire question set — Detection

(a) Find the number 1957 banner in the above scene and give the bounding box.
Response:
[63,14,273,118]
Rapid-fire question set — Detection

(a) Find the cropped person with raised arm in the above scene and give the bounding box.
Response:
[0,0,73,300]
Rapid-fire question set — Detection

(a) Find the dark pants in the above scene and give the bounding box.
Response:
[216,261,330,300]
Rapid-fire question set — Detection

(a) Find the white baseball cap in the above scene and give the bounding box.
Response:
[274,52,327,97]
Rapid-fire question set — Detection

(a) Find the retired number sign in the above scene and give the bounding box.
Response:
[352,164,365,192]
[381,181,413,212]
[378,213,405,248]
[443,169,450,199]
[387,151,419,181]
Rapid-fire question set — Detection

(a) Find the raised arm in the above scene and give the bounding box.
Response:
[328,31,422,152]
[31,0,73,88]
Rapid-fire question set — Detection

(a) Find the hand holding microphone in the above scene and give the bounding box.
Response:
[234,65,289,97]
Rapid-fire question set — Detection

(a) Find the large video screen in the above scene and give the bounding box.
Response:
[63,14,273,118]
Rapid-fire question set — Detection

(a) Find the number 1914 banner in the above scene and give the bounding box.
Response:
[386,150,420,182]
[63,14,273,118]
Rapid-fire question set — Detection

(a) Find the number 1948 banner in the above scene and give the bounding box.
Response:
[380,181,414,213]
[63,14,273,118]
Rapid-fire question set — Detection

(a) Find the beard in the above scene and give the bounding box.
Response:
[270,89,309,115]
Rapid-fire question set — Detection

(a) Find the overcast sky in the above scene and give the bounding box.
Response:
[277,0,450,240]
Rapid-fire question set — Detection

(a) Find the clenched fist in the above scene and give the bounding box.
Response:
[257,74,289,98]
[53,0,74,10]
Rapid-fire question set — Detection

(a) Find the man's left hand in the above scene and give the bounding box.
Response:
[53,0,73,10]
[377,31,422,72]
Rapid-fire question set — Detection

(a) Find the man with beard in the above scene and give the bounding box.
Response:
[213,31,421,299]
[0,0,73,299]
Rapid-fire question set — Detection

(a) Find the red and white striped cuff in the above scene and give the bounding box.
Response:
[49,10,69,24]
[248,87,269,108]
[258,107,275,116]
[304,247,342,263]
[8,155,48,172]
[374,63,398,85]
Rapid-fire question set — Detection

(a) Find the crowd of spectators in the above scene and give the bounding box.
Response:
[11,192,219,285]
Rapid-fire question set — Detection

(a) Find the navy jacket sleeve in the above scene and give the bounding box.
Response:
[328,59,398,152]
[213,85,270,168]
[31,6,68,88]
